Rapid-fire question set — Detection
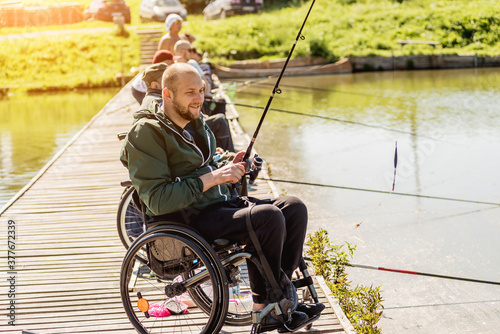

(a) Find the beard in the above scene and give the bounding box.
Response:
[172,96,200,123]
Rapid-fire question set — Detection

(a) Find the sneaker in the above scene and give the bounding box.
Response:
[258,310,309,332]
[296,302,325,318]
[276,302,325,333]
[285,310,309,330]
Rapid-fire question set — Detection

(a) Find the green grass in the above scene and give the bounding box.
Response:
[185,0,500,63]
[3,0,500,91]
[0,31,139,92]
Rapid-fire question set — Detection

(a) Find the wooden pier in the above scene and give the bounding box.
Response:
[0,82,354,334]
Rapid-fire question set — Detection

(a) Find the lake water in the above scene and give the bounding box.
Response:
[0,70,498,333]
[231,68,500,333]
[0,88,120,209]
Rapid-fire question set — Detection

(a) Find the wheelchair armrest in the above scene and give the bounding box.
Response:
[121,180,133,187]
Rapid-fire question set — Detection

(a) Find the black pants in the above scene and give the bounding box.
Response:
[204,113,235,152]
[188,196,308,303]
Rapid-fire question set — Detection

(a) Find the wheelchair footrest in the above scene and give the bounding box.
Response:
[292,276,314,289]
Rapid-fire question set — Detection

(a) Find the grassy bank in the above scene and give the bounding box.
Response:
[2,0,500,92]
[188,0,500,63]
[0,30,139,92]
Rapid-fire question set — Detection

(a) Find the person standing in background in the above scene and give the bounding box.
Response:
[158,14,195,54]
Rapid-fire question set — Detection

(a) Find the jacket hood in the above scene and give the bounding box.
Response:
[133,99,163,123]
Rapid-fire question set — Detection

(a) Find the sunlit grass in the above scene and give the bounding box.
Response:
[186,0,500,63]
[0,31,139,92]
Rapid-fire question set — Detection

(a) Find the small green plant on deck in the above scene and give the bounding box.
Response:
[306,229,383,334]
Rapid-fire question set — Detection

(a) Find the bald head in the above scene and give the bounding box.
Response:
[174,40,191,56]
[162,62,201,95]
[161,63,204,127]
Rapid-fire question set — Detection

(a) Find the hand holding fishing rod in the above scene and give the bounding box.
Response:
[230,152,264,195]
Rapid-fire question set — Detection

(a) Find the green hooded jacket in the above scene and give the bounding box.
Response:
[120,101,231,217]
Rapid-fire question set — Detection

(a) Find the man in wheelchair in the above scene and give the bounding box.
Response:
[120,63,324,332]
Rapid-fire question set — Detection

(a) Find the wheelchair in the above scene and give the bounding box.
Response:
[119,184,321,333]
[116,180,143,249]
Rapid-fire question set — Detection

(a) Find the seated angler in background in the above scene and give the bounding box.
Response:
[173,40,207,85]
[138,63,167,110]
[190,47,216,94]
[131,50,176,105]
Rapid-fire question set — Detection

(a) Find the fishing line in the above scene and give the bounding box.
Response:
[230,75,389,100]
[257,177,500,206]
[303,256,500,286]
[226,76,278,92]
[230,101,447,142]
[377,205,499,231]
[256,81,389,99]
[384,299,500,310]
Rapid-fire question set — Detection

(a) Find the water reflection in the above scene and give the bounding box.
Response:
[232,68,500,332]
[234,68,500,201]
[0,88,120,207]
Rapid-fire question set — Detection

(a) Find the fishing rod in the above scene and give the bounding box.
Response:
[349,263,500,285]
[242,0,316,162]
[258,177,500,206]
[303,257,500,286]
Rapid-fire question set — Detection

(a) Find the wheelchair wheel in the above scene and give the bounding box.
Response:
[120,227,229,333]
[117,186,144,249]
[185,260,253,325]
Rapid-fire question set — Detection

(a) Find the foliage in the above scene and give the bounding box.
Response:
[0,31,140,92]
[181,0,500,64]
[306,229,384,334]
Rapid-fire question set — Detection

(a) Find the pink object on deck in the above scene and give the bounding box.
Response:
[148,302,172,317]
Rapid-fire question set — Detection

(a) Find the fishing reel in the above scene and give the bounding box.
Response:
[245,153,264,185]
[230,153,264,196]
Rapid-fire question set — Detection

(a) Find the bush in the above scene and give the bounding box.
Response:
[306,229,384,334]
[309,35,333,59]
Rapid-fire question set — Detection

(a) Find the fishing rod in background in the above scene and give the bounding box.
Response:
[242,0,316,162]
[302,257,500,286]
